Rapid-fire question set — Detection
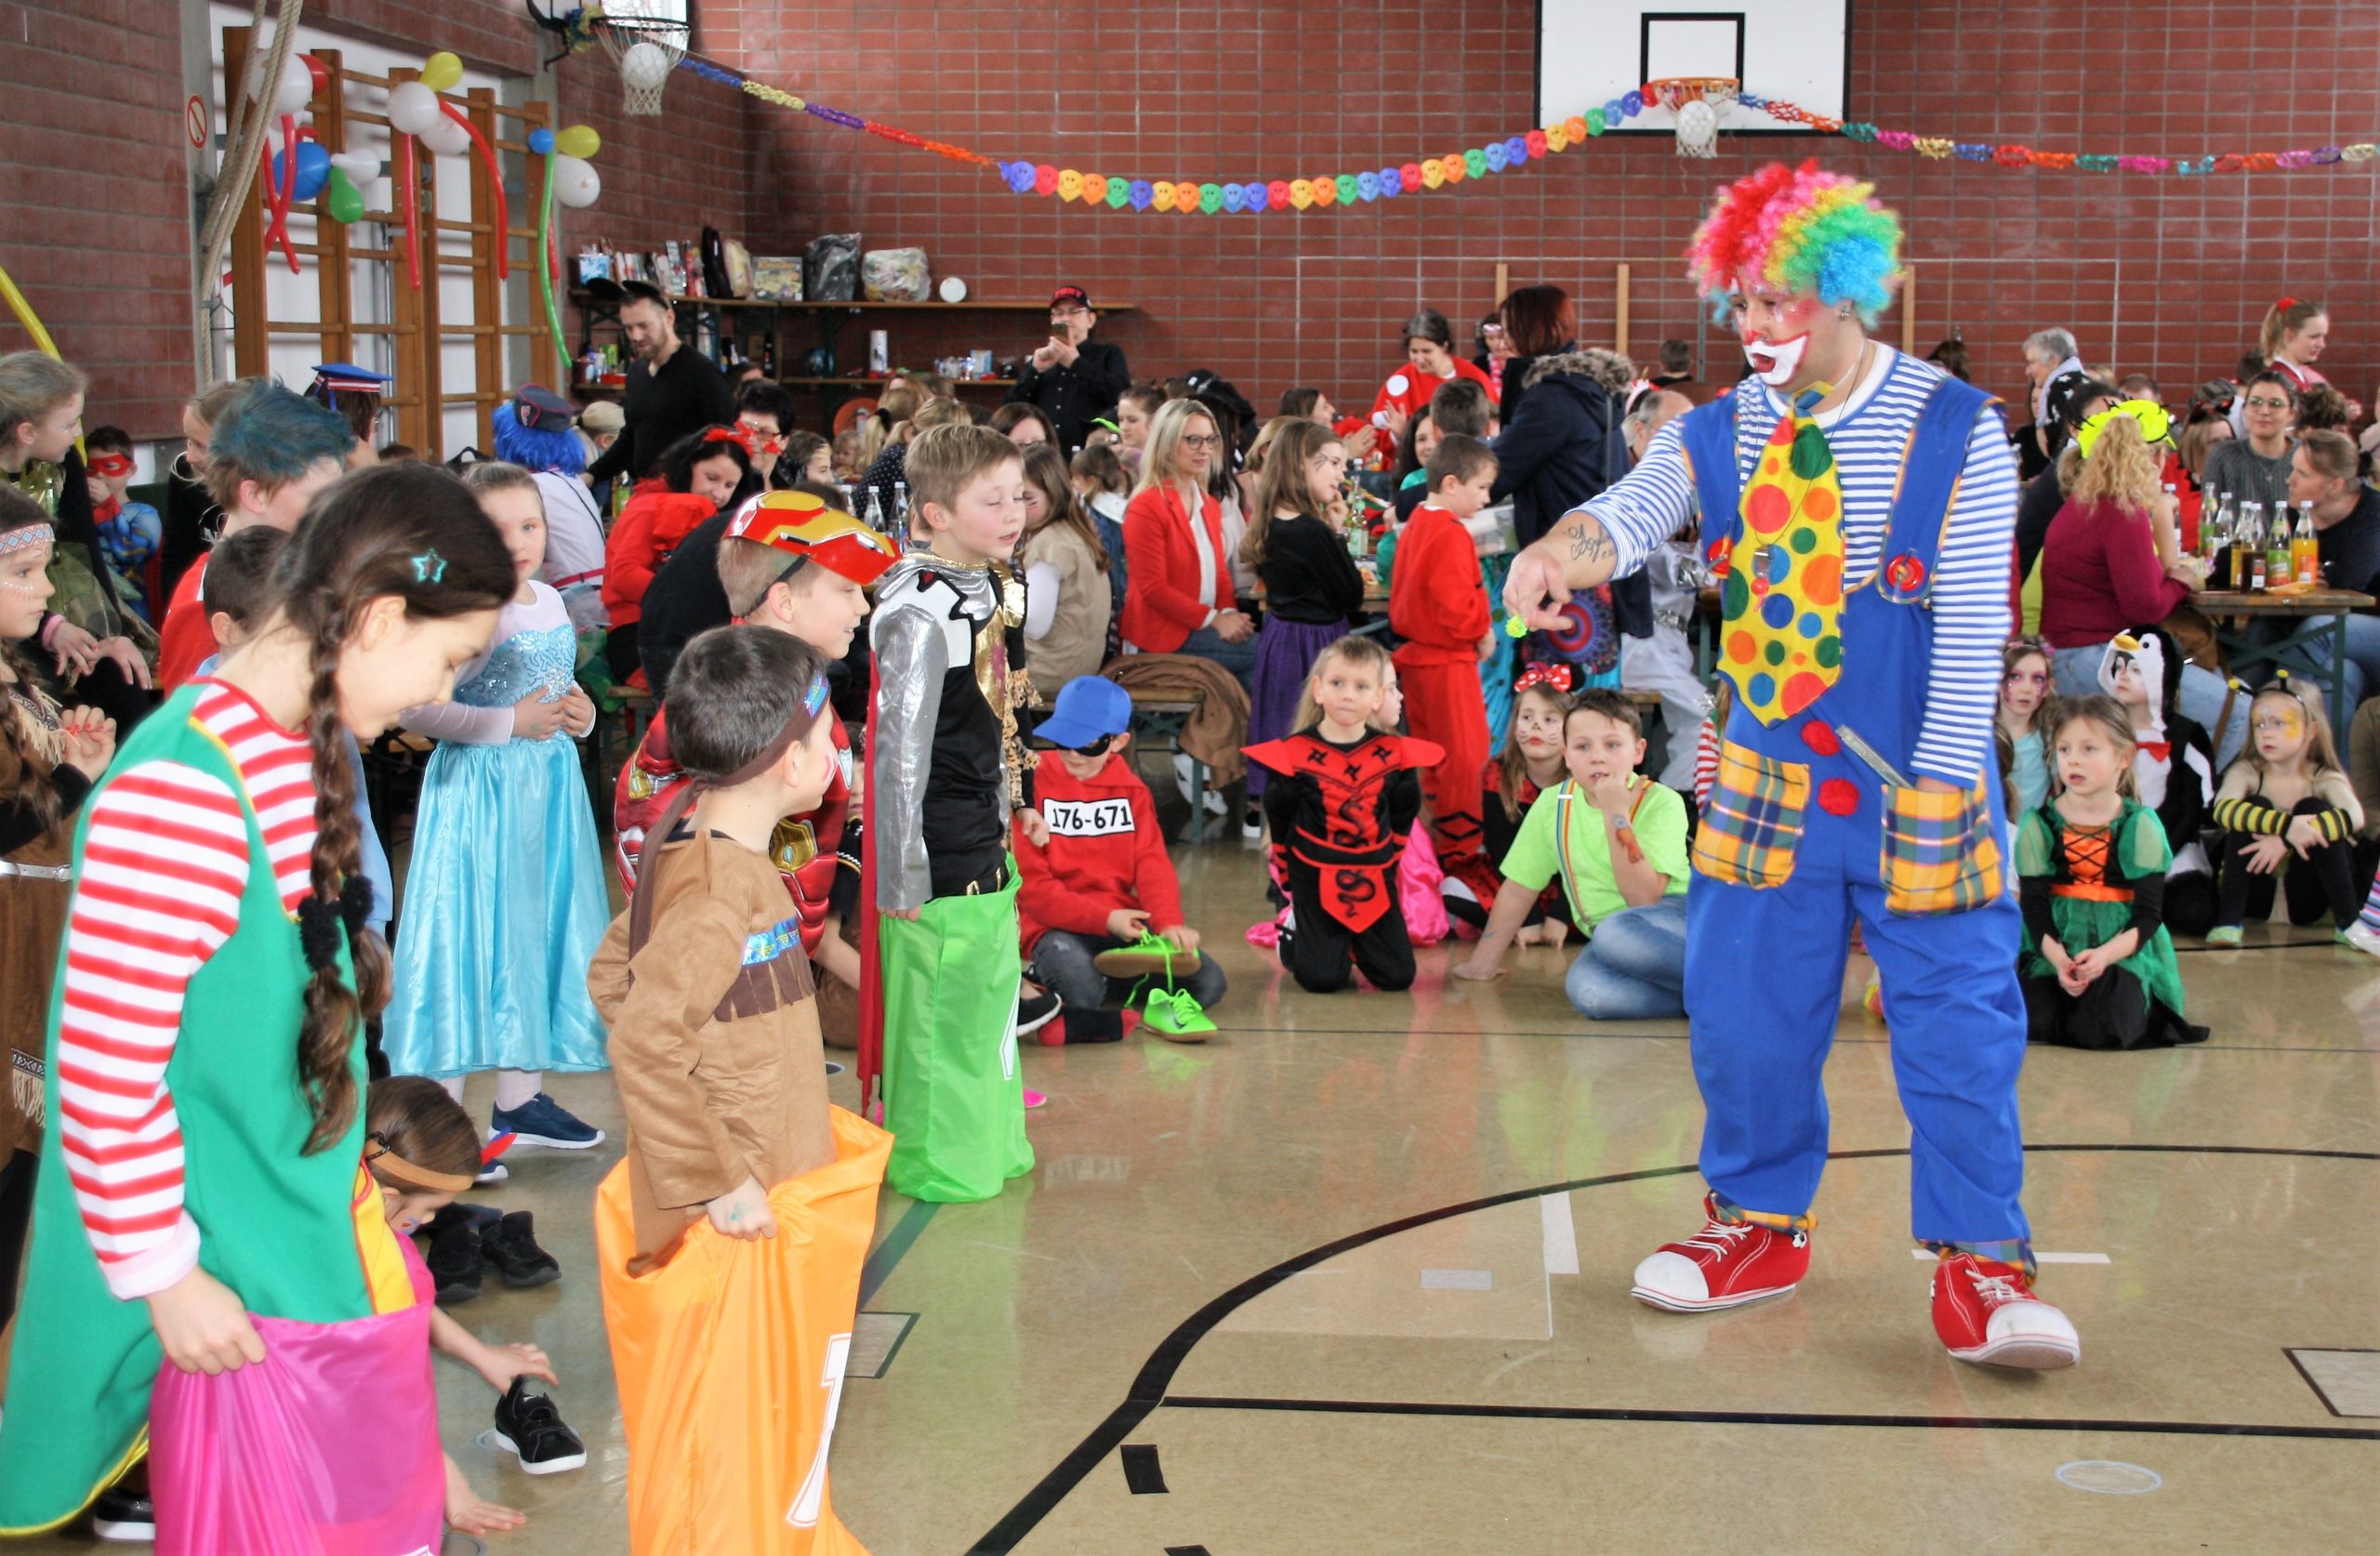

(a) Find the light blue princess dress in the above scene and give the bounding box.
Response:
[384,581,610,1077]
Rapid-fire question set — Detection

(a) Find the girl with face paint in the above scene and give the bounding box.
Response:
[2207,681,2362,943]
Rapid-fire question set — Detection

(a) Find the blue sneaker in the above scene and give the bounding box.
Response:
[491,1093,604,1150]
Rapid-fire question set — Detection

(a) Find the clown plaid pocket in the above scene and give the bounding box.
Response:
[1692,740,1809,890]
[1880,779,2002,916]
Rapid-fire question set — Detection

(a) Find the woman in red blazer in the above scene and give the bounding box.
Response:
[1119,400,1257,680]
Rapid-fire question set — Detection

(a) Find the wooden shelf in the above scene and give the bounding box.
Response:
[570,291,1134,314]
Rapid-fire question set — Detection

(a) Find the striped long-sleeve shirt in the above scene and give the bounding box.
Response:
[1576,348,2018,786]
[55,681,316,1299]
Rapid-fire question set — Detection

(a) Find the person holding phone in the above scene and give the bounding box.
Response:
[1005,286,1131,454]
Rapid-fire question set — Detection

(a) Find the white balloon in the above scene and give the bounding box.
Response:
[551,154,602,209]
[270,55,314,116]
[385,81,443,138]
[418,112,471,157]
[330,151,381,182]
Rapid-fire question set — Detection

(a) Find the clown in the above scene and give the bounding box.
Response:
[1506,163,2077,1370]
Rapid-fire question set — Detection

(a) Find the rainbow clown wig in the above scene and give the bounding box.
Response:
[1685,160,1904,325]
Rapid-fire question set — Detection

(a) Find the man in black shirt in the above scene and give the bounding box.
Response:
[1004,285,1130,453]
[584,280,738,486]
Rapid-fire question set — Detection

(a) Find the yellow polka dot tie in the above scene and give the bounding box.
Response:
[1718,389,1846,723]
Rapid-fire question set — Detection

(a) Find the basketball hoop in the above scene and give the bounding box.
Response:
[593,3,689,116]
[1647,76,1739,159]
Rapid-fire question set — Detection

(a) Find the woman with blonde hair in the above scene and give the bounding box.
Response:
[1119,398,1254,679]
[2038,408,2241,765]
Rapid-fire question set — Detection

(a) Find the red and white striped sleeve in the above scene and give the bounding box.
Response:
[54,759,250,1300]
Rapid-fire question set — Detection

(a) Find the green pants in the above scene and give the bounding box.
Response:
[878,865,1034,1202]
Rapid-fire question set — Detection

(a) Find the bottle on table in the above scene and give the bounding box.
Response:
[2201,491,2230,565]
[2266,505,2293,590]
[863,488,887,534]
[2233,502,2263,590]
[892,481,910,526]
[2293,503,2320,587]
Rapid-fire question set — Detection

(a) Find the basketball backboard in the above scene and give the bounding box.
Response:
[1537,2,1851,136]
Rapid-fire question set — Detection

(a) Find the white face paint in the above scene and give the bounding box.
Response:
[1743,331,1810,388]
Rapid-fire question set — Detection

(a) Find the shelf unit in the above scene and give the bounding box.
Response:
[568,291,1135,427]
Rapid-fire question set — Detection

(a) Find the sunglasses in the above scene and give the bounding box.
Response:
[1067,734,1117,757]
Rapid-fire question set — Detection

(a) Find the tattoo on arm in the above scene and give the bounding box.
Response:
[1565,524,1613,564]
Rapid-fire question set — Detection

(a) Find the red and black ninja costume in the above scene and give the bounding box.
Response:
[1249,729,1439,994]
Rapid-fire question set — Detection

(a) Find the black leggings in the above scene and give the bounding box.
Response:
[2215,798,2359,930]
[0,1148,36,1334]
[1281,862,1414,994]
[2162,870,2219,939]
[603,620,642,684]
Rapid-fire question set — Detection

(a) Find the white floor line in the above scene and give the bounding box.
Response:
[1911,1249,2111,1264]
[1540,1192,1580,1276]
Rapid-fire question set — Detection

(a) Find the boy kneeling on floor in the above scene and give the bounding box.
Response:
[1017,674,1226,1043]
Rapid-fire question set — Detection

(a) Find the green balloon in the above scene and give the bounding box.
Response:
[324,165,364,225]
[1197,182,1223,213]
[1105,180,1130,209]
[1463,149,1487,178]
[1334,174,1357,205]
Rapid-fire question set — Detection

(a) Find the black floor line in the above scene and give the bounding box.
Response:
[1160,1393,2380,1442]
[858,1197,939,1308]
[966,1142,2378,1554]
[1119,1444,1169,1495]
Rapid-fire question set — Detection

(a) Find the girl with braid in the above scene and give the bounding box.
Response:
[0,462,515,1548]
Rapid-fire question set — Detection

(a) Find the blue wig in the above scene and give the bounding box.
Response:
[492,401,586,476]
[207,384,354,493]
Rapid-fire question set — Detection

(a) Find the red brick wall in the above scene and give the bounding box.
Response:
[0,0,750,437]
[713,0,2379,422]
[0,1,193,437]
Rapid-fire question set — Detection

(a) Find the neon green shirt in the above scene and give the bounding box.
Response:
[1498,776,1688,930]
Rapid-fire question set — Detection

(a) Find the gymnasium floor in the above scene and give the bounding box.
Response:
[16,828,2379,1554]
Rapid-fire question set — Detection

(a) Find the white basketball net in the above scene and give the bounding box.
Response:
[596,10,689,115]
[1655,79,1739,159]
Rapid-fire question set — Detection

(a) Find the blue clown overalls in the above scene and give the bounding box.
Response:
[1677,378,2032,1261]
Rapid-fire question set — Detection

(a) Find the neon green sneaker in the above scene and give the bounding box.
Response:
[1140,988,1216,1043]
[2202,926,2243,947]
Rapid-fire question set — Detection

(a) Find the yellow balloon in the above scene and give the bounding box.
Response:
[555,124,602,160]
[420,51,464,91]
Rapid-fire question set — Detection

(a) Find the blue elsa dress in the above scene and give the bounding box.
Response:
[384,581,610,1077]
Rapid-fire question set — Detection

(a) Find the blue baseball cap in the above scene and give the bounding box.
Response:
[1034,675,1132,748]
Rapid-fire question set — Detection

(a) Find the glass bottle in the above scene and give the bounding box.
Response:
[2234,502,2262,589]
[2204,491,2233,563]
[892,481,909,523]
[2266,503,2292,590]
[2293,502,2320,587]
[863,488,887,534]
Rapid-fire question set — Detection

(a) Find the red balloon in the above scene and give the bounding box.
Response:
[302,53,328,95]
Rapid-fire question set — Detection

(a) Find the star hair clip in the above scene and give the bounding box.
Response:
[411,548,447,585]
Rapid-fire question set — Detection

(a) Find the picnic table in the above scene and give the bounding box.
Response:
[2189,587,2374,735]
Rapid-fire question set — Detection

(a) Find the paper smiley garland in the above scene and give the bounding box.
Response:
[671,54,2380,212]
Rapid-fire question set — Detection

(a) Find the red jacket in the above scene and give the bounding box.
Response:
[1388,503,1489,664]
[603,481,716,630]
[1013,749,1185,953]
[1119,483,1233,653]
[2037,496,2191,651]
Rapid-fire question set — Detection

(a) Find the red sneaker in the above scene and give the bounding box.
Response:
[1630,1195,1810,1312]
[1929,1253,2080,1370]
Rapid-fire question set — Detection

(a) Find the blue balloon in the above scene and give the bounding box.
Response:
[1004,162,1037,194]
[527,126,556,156]
[1504,135,1529,165]
[1484,141,1508,172]
[1356,170,1381,201]
[1128,179,1153,211]
[1221,182,1246,213]
[272,139,332,203]
[1378,164,1403,198]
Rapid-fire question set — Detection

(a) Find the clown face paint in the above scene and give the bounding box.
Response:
[1743,330,1810,388]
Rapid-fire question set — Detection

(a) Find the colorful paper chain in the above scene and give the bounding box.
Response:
[674,55,2378,212]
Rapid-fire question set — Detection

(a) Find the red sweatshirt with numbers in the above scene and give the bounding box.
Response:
[1012,748,1185,954]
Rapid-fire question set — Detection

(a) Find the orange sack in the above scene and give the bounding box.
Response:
[596,1105,891,1556]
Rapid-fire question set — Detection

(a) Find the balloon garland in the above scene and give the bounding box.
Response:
[0,259,61,360]
[672,53,2378,210]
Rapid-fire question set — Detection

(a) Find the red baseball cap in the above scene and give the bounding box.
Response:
[1050,285,1091,311]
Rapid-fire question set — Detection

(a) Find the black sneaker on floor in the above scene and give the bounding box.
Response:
[91,1486,154,1543]
[492,1378,587,1475]
[1016,988,1063,1035]
[426,1205,484,1305]
[479,1210,561,1290]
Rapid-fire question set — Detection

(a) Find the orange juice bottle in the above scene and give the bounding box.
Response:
[2291,503,2320,587]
